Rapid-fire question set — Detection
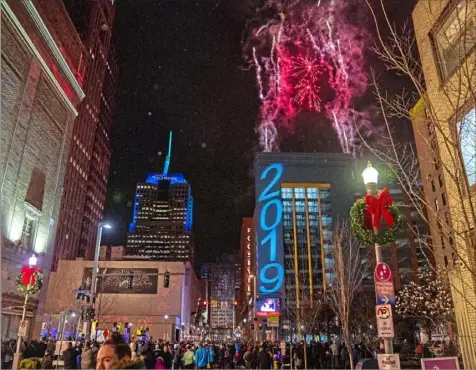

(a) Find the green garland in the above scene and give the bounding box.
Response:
[16,271,43,295]
[350,199,402,245]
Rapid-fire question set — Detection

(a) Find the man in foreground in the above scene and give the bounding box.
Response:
[96,334,145,369]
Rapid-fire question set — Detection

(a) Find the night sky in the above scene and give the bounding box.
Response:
[103,0,416,266]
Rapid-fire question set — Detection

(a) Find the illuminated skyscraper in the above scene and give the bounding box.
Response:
[126,133,194,261]
[52,0,118,271]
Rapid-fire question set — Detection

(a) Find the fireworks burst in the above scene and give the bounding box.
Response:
[243,0,376,154]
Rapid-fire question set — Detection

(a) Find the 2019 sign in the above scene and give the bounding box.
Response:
[257,163,284,295]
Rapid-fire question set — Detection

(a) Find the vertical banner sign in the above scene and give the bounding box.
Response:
[256,163,284,296]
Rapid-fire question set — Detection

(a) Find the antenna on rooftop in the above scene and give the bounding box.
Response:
[163,131,172,176]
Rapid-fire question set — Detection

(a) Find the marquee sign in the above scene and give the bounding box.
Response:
[256,163,284,296]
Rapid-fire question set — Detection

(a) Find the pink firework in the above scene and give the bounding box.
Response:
[243,0,378,154]
[292,54,324,111]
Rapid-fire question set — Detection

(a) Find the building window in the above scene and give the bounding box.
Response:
[21,216,36,250]
[457,108,476,186]
[432,0,475,80]
[442,192,447,206]
[438,174,444,187]
[431,180,436,192]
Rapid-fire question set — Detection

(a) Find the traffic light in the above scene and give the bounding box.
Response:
[233,300,238,309]
[83,307,95,321]
[202,300,207,307]
[163,270,170,288]
[76,291,90,303]
[250,324,255,330]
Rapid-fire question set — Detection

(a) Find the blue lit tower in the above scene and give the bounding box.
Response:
[126,132,194,261]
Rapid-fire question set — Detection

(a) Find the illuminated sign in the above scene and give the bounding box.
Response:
[246,227,252,295]
[256,163,284,295]
[256,298,281,317]
[146,172,186,184]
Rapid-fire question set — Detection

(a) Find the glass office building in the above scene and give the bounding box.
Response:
[282,185,334,306]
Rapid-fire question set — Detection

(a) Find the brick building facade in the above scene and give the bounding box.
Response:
[52,0,118,271]
[1,0,84,340]
[412,0,476,367]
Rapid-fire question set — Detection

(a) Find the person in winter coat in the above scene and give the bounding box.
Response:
[162,345,173,369]
[142,343,157,370]
[194,343,208,369]
[207,344,216,368]
[182,346,194,369]
[81,342,97,369]
[63,342,78,369]
[243,347,252,369]
[251,346,258,369]
[257,346,272,369]
[155,357,166,370]
[172,345,182,369]
[42,346,54,369]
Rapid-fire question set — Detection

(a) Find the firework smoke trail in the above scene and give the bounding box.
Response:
[243,0,378,153]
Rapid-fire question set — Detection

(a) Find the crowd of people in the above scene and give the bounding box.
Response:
[2,334,459,369]
[2,334,377,370]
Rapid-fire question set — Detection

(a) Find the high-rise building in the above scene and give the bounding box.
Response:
[126,133,194,261]
[411,0,476,366]
[208,258,237,340]
[52,0,118,271]
[1,0,85,339]
[254,153,358,320]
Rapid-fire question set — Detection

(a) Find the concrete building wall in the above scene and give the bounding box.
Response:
[42,260,200,340]
[1,0,84,340]
[412,0,476,367]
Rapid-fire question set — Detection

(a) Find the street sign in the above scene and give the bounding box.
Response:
[375,262,395,306]
[377,354,400,370]
[18,320,28,337]
[375,262,393,282]
[376,304,394,337]
[421,357,459,370]
[377,294,395,305]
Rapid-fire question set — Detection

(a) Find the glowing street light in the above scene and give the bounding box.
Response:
[28,254,37,267]
[362,161,379,186]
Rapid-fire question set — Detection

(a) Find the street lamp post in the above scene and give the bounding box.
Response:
[362,162,394,355]
[13,254,38,370]
[89,221,112,339]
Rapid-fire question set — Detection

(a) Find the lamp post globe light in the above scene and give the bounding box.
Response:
[361,162,394,355]
[12,254,39,370]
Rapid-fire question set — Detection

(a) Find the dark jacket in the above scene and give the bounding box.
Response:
[42,351,54,369]
[257,350,271,369]
[124,360,146,369]
[63,348,78,369]
[143,349,157,370]
[162,351,173,369]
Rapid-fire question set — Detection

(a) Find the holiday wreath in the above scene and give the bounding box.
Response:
[350,188,402,245]
[16,266,43,294]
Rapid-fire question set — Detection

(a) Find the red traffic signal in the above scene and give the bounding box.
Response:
[233,300,238,306]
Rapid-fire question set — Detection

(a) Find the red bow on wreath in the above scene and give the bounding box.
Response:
[365,188,395,230]
[21,266,41,286]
